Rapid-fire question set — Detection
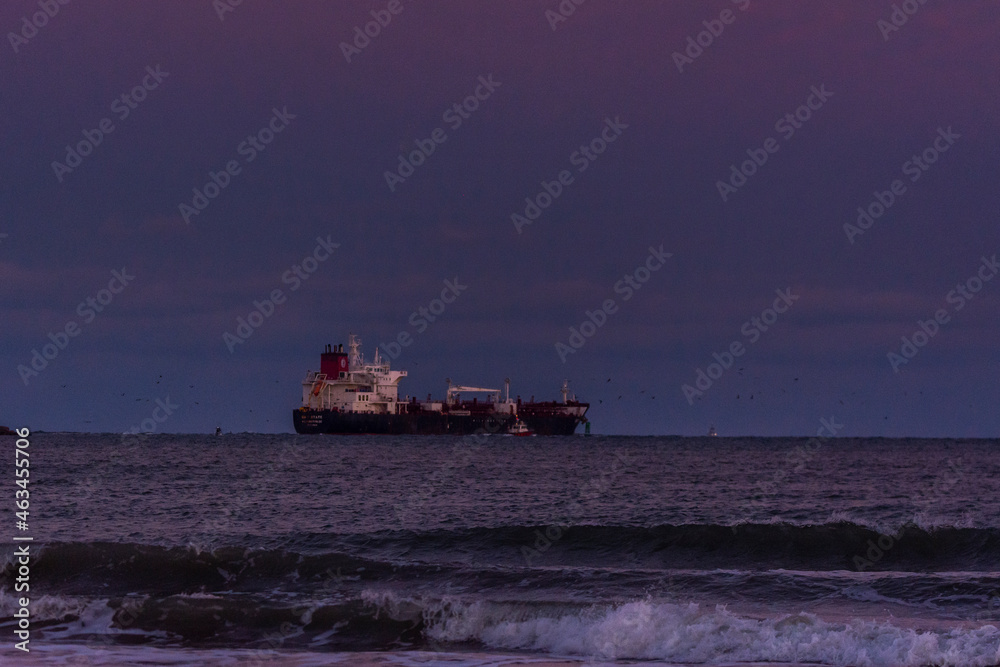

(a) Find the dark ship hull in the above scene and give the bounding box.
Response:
[293,409,584,436]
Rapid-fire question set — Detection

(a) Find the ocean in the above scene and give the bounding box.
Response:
[1,432,998,666]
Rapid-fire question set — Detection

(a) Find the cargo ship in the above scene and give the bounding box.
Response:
[292,335,589,435]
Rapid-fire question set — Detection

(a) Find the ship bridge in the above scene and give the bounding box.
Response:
[301,335,407,414]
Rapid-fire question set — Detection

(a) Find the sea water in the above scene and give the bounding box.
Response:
[0,433,998,666]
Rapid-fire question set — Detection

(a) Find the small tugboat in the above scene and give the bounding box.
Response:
[508,418,534,437]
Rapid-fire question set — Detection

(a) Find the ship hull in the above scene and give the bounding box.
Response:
[293,409,584,436]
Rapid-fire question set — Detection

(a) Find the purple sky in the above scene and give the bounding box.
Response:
[3,0,999,436]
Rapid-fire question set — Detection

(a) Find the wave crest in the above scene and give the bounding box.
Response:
[415,596,1000,666]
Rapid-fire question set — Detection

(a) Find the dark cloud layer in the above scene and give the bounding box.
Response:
[2,0,998,436]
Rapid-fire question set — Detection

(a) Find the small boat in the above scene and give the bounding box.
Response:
[508,419,534,436]
[707,425,718,436]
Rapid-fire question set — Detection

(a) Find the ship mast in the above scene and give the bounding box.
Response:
[348,333,363,370]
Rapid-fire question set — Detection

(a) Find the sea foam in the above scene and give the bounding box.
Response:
[413,596,1000,666]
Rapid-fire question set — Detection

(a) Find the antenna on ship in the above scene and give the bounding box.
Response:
[348,333,363,369]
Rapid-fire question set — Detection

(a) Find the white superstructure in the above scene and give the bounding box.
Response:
[301,334,407,414]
